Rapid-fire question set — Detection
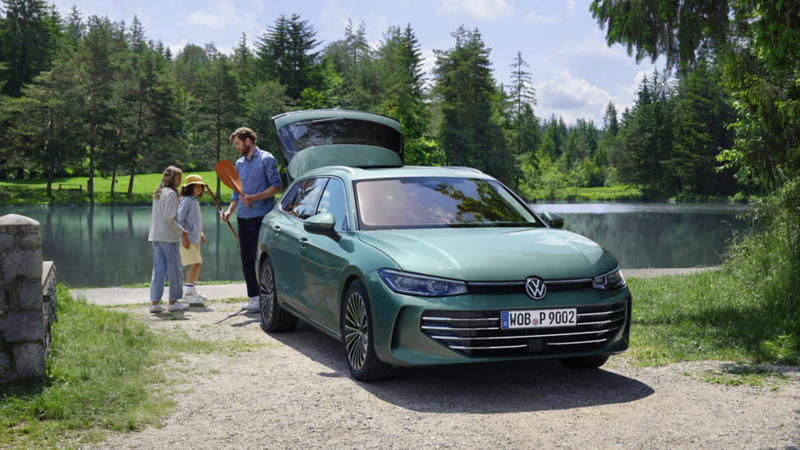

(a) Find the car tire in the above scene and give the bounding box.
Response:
[341,280,394,382]
[258,257,297,333]
[558,355,609,370]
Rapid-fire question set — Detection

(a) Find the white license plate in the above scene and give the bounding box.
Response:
[501,308,577,329]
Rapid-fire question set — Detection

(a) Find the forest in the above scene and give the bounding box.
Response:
[0,0,747,201]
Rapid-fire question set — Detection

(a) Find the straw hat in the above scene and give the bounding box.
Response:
[183,174,204,187]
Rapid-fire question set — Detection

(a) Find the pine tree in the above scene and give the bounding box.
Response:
[128,15,145,53]
[603,101,618,136]
[233,32,253,87]
[433,26,512,181]
[65,4,85,48]
[509,51,536,156]
[0,0,60,98]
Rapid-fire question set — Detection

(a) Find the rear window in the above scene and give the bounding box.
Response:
[354,177,542,230]
[277,118,402,157]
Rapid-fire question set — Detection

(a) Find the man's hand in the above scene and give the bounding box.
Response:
[221,211,231,222]
[201,233,206,245]
[240,193,252,207]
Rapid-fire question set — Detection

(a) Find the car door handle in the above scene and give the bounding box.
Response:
[299,237,309,249]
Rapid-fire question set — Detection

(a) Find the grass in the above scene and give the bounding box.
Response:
[687,364,790,388]
[626,268,799,367]
[0,285,262,448]
[0,171,237,206]
[527,185,643,201]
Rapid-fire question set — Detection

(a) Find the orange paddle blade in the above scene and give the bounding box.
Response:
[214,160,242,193]
[214,160,251,209]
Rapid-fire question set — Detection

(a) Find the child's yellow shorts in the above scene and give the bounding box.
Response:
[180,244,202,266]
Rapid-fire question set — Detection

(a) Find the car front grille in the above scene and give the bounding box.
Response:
[466,279,594,294]
[420,299,629,358]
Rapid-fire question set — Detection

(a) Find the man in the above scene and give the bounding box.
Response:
[221,127,282,312]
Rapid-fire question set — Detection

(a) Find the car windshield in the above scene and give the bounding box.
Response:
[276,118,402,156]
[354,177,542,230]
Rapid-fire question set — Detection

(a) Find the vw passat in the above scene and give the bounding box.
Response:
[256,109,632,381]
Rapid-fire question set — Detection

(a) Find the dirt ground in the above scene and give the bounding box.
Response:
[93,301,800,450]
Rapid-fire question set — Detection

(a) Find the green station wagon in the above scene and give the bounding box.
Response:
[256,110,631,381]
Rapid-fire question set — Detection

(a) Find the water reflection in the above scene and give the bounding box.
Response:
[0,206,243,288]
[531,203,752,269]
[0,202,753,287]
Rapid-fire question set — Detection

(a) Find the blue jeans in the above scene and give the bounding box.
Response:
[150,242,183,302]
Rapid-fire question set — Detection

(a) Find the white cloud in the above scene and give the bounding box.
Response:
[168,39,188,56]
[533,67,651,124]
[184,1,256,31]
[524,0,576,25]
[551,31,626,59]
[436,0,515,21]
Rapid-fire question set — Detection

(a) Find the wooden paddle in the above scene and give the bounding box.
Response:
[214,160,251,209]
[203,183,239,242]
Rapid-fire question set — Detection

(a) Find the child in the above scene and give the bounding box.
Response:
[178,175,207,305]
[148,166,190,313]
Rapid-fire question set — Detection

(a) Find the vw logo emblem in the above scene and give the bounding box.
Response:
[525,276,547,300]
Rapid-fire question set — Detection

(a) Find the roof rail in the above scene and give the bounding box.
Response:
[305,165,356,175]
[444,166,483,174]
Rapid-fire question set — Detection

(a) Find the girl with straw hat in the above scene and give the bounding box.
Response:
[178,174,207,305]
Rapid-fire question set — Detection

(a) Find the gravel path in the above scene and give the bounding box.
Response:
[74,267,719,307]
[93,301,800,450]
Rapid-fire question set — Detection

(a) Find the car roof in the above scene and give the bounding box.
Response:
[299,165,494,181]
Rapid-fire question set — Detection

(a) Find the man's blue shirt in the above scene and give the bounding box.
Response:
[231,146,283,219]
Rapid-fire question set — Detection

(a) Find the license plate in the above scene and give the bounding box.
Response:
[501,308,577,329]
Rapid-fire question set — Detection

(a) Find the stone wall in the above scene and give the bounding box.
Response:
[0,214,52,384]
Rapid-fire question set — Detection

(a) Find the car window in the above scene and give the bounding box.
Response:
[280,183,301,211]
[316,178,349,231]
[354,177,543,230]
[283,177,328,220]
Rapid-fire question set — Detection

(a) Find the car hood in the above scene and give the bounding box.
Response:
[358,227,619,281]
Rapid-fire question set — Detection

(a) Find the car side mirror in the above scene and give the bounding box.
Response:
[304,213,338,237]
[541,211,565,229]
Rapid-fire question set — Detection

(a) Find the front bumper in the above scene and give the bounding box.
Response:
[363,271,632,367]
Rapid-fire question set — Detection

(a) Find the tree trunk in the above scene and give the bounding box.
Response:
[216,81,222,200]
[110,158,117,197]
[127,161,136,198]
[16,167,24,179]
[89,80,97,202]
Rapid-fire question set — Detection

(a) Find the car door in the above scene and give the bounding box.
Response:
[298,177,352,332]
[269,177,327,320]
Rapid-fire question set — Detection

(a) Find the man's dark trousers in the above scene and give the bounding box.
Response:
[237,215,264,298]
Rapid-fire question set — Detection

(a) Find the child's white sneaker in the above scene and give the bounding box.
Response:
[241,296,260,312]
[150,303,166,313]
[183,291,204,305]
[167,301,189,312]
[190,286,208,300]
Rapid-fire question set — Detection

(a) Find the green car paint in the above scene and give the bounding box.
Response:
[259,109,631,369]
[287,145,402,181]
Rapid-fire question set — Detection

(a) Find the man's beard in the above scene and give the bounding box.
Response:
[238,142,253,156]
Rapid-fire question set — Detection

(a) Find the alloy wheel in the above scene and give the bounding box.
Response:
[259,263,274,324]
[344,292,369,371]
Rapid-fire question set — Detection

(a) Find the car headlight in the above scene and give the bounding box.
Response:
[378,269,467,297]
[592,268,626,290]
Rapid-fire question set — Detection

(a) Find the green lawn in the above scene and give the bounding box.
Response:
[626,269,799,367]
[0,171,237,206]
[527,185,642,201]
[0,286,261,448]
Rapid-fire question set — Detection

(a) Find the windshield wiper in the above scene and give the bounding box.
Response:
[446,222,541,228]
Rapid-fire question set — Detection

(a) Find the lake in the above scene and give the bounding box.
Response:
[0,203,754,287]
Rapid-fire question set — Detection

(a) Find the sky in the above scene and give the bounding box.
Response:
[50,0,662,125]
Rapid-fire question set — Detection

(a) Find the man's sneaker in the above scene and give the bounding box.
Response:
[241,296,260,312]
[150,303,167,313]
[167,301,189,312]
[183,292,205,306]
